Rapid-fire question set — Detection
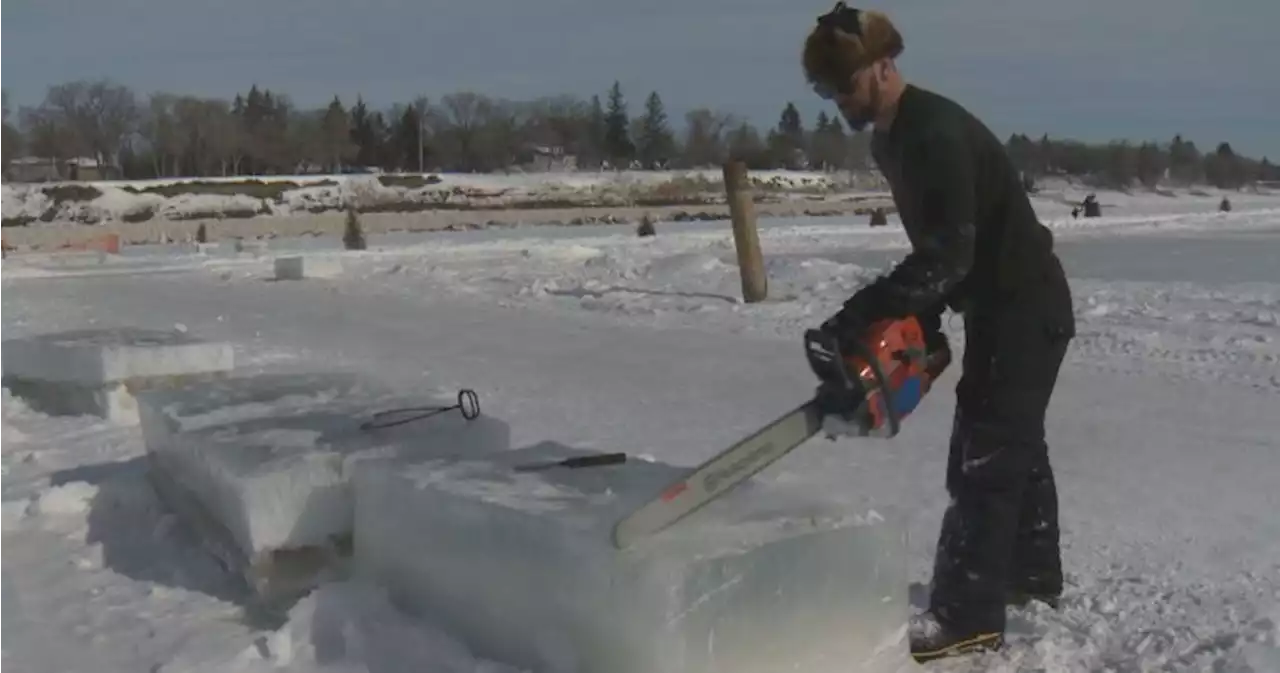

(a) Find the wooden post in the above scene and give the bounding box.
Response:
[722,160,767,303]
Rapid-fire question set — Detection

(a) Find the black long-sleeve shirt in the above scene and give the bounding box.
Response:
[855,84,1072,331]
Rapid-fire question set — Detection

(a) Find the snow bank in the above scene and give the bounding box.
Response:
[1,327,235,423]
[353,440,911,673]
[136,371,509,599]
[1,170,862,226]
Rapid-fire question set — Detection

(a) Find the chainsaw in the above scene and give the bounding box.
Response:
[611,315,950,549]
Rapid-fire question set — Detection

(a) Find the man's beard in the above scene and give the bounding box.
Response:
[840,77,881,132]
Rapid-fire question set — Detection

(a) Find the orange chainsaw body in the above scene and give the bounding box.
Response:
[805,315,949,437]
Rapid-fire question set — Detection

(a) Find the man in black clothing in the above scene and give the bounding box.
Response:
[801,3,1076,663]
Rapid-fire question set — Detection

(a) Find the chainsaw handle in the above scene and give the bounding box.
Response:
[841,329,904,437]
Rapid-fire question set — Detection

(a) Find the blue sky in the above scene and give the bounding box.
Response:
[4,0,1278,158]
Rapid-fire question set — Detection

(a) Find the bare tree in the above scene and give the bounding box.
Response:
[172,96,210,175]
[19,105,77,164]
[202,100,240,176]
[2,90,24,166]
[141,93,180,177]
[42,79,138,172]
[433,92,492,171]
[477,98,531,171]
[525,95,589,153]
[682,108,736,168]
[170,96,240,176]
[286,109,325,173]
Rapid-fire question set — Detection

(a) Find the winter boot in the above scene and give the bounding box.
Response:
[908,610,1003,663]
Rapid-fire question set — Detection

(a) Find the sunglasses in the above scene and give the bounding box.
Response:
[812,78,854,101]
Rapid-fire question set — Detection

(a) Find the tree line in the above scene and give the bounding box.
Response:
[1007,133,1276,191]
[2,78,1277,189]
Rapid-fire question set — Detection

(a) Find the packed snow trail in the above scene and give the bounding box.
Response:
[4,219,1280,672]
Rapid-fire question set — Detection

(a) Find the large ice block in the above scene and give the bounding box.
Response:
[1,327,234,423]
[353,441,911,673]
[274,255,343,280]
[136,372,508,600]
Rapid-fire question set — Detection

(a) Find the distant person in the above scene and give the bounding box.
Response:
[801,2,1076,662]
[1082,193,1100,217]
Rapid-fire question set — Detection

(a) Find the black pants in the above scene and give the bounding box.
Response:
[928,302,1072,633]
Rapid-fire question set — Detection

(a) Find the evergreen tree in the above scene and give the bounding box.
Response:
[603,81,634,165]
[239,85,268,173]
[1004,133,1035,174]
[391,105,421,171]
[1135,141,1166,187]
[810,111,848,171]
[1168,134,1202,184]
[349,96,381,167]
[1204,141,1242,189]
[580,94,607,169]
[768,102,807,169]
[1038,133,1053,174]
[319,95,354,172]
[778,103,803,142]
[636,91,677,169]
[1104,140,1137,188]
[368,111,391,170]
[343,206,366,250]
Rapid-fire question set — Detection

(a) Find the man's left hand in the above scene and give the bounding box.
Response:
[825,285,885,337]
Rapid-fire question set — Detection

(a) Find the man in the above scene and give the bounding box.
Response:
[801,2,1077,663]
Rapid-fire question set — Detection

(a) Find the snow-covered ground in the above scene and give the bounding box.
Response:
[3,197,1280,672]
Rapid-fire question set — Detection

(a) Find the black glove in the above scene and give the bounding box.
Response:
[823,295,951,368]
[822,288,882,341]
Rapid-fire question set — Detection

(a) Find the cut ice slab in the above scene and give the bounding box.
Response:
[274,255,344,281]
[136,371,509,600]
[1,327,234,423]
[2,327,234,385]
[353,441,911,673]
